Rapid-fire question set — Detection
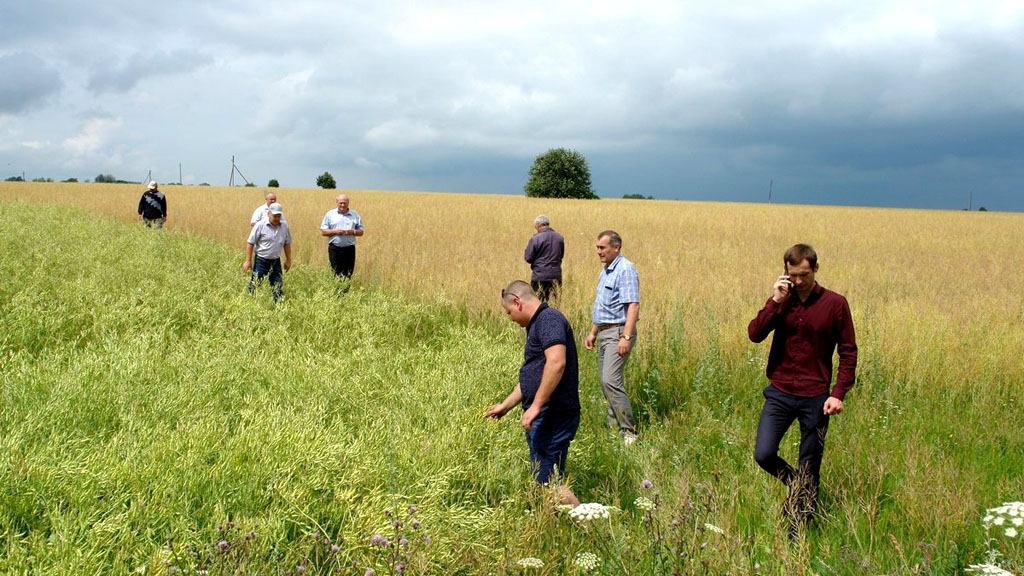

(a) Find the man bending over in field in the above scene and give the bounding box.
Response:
[748,244,857,536]
[243,203,292,302]
[486,281,581,506]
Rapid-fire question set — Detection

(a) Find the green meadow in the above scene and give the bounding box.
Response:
[1,199,1022,575]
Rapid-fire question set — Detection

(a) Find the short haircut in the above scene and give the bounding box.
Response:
[597,230,622,247]
[534,214,550,227]
[784,244,818,268]
[501,280,536,304]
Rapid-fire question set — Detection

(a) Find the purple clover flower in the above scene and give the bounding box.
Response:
[642,479,653,489]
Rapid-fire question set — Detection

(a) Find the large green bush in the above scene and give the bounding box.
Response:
[524,148,597,199]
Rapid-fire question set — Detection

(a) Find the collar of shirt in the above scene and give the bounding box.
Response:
[604,253,624,272]
[793,282,824,306]
[526,302,550,331]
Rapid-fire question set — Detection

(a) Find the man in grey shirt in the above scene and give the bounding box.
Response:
[243,203,292,302]
[524,215,565,302]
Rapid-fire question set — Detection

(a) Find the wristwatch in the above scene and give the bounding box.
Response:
[621,333,631,341]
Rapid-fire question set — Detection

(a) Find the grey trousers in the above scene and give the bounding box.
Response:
[597,326,636,436]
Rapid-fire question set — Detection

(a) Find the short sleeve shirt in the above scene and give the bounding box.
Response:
[251,204,287,225]
[247,220,292,260]
[520,304,580,417]
[320,209,364,247]
[591,254,640,325]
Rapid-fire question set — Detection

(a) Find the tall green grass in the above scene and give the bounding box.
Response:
[1,200,1021,575]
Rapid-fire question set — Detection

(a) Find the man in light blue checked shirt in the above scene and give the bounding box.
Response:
[320,194,364,280]
[584,230,640,444]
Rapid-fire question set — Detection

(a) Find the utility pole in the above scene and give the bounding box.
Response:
[768,179,774,204]
[179,163,183,186]
[228,156,250,187]
[969,190,974,211]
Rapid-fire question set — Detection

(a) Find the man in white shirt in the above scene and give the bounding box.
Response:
[250,192,286,227]
[243,203,292,302]
[320,194,364,279]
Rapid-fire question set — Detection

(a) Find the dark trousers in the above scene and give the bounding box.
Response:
[754,385,830,519]
[328,245,356,278]
[531,279,561,303]
[249,256,283,301]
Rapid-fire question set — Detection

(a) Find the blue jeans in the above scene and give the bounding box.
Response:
[526,412,580,484]
[249,256,283,301]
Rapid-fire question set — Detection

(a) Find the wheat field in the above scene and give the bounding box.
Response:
[3,181,1021,386]
[2,182,1023,574]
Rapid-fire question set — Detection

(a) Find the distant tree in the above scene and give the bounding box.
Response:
[268,179,280,188]
[31,177,54,182]
[524,148,597,199]
[244,182,256,187]
[5,176,25,182]
[979,206,988,212]
[316,172,337,189]
[622,193,654,200]
[94,174,117,183]
[199,182,211,186]
[62,178,79,183]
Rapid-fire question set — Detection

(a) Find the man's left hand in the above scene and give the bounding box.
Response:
[521,405,541,432]
[617,337,630,356]
[284,260,292,271]
[823,397,844,415]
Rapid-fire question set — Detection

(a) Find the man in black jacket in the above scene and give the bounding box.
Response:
[138,181,167,228]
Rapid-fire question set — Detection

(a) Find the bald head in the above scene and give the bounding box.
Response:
[336,194,350,213]
[501,280,541,327]
[501,280,537,305]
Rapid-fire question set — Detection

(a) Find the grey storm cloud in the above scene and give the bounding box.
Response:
[2,0,1024,209]
[87,50,214,93]
[0,53,62,113]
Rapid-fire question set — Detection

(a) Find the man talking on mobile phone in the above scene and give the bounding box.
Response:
[748,244,857,537]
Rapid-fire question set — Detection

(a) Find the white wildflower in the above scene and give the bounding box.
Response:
[704,522,725,535]
[1013,517,1024,527]
[994,517,1006,526]
[568,503,612,523]
[634,497,656,512]
[574,551,599,571]
[1005,527,1018,538]
[966,564,1015,576]
[517,557,544,569]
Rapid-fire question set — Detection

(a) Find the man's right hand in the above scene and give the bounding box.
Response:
[242,260,251,272]
[772,276,792,303]
[484,404,508,419]
[584,332,597,350]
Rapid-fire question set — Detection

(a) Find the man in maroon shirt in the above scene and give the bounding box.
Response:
[748,244,857,533]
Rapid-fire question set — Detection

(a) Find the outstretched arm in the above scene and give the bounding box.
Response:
[485,385,523,420]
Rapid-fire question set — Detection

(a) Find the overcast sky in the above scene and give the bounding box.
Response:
[2,1,1023,210]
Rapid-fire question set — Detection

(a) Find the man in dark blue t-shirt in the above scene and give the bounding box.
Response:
[486,280,581,506]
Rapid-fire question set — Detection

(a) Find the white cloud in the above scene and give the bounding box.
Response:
[62,117,123,156]
[364,119,440,149]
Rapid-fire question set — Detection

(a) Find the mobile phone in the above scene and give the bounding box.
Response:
[783,263,792,288]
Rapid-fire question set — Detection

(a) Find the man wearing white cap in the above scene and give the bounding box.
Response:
[137,181,167,228]
[243,203,292,302]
